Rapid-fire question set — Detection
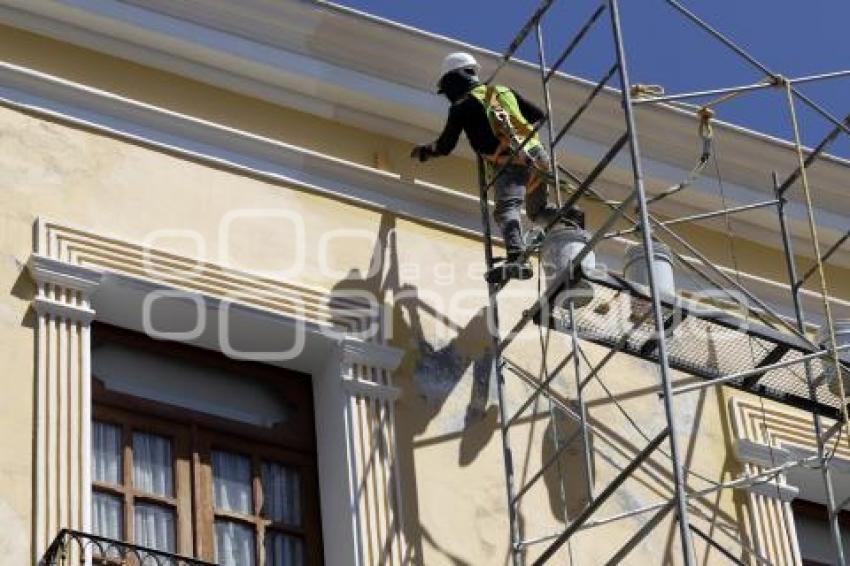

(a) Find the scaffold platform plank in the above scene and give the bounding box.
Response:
[532,269,843,421]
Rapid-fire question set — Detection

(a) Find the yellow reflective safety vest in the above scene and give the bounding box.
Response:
[468,84,548,189]
[469,85,542,165]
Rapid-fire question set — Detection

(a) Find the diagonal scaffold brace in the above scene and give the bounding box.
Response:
[472,0,849,563]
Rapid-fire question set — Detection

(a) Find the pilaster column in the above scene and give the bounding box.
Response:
[28,254,103,561]
[339,337,406,566]
[730,399,803,566]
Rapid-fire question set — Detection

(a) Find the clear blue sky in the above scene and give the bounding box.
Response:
[337,0,850,158]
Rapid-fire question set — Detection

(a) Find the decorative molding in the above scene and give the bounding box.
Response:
[745,480,799,502]
[28,254,104,294]
[1,63,847,327]
[0,0,847,267]
[32,296,96,325]
[729,396,850,565]
[341,376,401,402]
[340,336,405,372]
[34,218,363,332]
[29,253,99,560]
[732,398,850,464]
[28,240,105,329]
[29,219,407,565]
[734,438,794,469]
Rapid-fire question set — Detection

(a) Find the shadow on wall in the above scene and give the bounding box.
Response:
[11,257,36,329]
[325,212,601,564]
[324,213,748,564]
[543,407,595,522]
[398,293,499,466]
[326,212,503,565]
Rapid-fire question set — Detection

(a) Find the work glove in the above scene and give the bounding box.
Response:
[410,143,437,163]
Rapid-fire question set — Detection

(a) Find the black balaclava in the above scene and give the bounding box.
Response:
[439,67,480,104]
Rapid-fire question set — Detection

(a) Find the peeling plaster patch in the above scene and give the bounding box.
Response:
[672,385,702,435]
[632,361,701,433]
[413,338,467,405]
[412,339,495,436]
[470,351,495,415]
[612,487,647,516]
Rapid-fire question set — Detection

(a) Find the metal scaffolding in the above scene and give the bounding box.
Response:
[477,1,850,564]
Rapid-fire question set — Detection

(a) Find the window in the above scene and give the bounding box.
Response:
[91,324,321,564]
[91,413,191,557]
[793,499,850,566]
[206,449,307,565]
[200,435,314,566]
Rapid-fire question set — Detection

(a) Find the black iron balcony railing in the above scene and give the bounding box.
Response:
[42,529,216,566]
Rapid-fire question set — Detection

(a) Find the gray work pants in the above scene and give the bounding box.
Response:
[491,150,554,256]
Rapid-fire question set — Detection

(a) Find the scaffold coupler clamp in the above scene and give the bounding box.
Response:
[769,73,789,88]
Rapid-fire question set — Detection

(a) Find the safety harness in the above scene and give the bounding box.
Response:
[468,84,550,192]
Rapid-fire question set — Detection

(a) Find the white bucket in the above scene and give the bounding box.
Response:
[816,319,850,397]
[623,240,676,321]
[540,225,596,308]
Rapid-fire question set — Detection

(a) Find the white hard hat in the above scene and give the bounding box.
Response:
[437,52,480,87]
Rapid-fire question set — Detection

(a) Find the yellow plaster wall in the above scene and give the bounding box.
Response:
[0,102,751,564]
[0,206,38,564]
[0,24,475,195]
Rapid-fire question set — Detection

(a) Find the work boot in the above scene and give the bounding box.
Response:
[502,250,534,281]
[486,251,534,285]
[504,254,534,281]
[561,206,586,229]
[530,204,561,227]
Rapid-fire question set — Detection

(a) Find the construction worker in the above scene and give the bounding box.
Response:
[411,51,575,282]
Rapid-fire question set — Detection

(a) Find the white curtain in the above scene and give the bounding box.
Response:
[134,502,176,553]
[133,431,173,497]
[92,421,121,484]
[215,520,255,566]
[92,421,124,549]
[261,462,301,526]
[212,450,252,513]
[92,491,122,539]
[265,533,304,566]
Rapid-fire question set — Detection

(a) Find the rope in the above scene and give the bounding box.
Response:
[598,107,714,218]
[712,136,797,511]
[646,107,714,206]
[783,81,850,442]
[700,78,774,112]
[630,84,665,98]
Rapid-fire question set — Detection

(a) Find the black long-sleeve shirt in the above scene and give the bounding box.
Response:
[432,88,545,157]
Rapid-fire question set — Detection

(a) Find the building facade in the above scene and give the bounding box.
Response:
[0,1,848,564]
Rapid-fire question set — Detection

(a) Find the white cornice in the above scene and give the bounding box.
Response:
[28,254,104,294]
[341,376,402,402]
[32,296,97,324]
[0,0,847,269]
[4,64,848,325]
[0,0,444,143]
[735,438,795,469]
[339,336,405,372]
[0,61,481,235]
